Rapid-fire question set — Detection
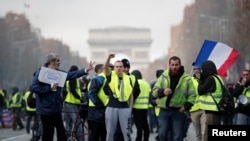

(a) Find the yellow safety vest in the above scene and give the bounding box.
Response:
[152,70,196,108]
[23,91,36,112]
[64,79,82,105]
[10,92,22,108]
[88,73,109,107]
[190,77,200,112]
[109,71,133,102]
[133,79,150,109]
[197,75,223,111]
[148,103,153,108]
[0,90,5,97]
[155,107,160,116]
[241,87,250,106]
[129,74,136,87]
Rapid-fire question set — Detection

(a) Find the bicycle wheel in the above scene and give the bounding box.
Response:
[74,120,87,141]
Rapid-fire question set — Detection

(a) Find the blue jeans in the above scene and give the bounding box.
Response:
[64,103,84,141]
[158,108,186,141]
[234,112,250,125]
[148,107,158,131]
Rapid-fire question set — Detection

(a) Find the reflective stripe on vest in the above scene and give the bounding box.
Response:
[198,75,223,111]
[10,92,22,108]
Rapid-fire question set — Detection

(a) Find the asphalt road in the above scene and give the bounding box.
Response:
[0,123,196,141]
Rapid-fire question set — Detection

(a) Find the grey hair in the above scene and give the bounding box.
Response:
[45,52,59,66]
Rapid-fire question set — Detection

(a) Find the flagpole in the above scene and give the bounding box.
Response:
[190,66,195,76]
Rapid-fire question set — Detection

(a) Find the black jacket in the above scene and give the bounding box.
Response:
[233,78,250,116]
[198,60,218,95]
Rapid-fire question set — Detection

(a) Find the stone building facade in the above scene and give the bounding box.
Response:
[88,26,152,70]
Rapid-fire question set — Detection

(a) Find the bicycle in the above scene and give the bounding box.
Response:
[62,104,88,141]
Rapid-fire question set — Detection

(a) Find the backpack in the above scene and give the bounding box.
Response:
[27,92,36,108]
[211,75,235,115]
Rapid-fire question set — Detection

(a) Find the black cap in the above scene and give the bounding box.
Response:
[12,87,19,93]
[121,58,130,68]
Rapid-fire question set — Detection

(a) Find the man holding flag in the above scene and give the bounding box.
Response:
[192,40,240,77]
[191,40,240,141]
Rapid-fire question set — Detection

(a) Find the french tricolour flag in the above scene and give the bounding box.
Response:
[193,40,240,77]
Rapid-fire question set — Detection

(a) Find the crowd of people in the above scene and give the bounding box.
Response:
[0,52,250,141]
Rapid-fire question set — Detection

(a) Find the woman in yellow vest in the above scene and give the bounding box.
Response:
[196,60,223,141]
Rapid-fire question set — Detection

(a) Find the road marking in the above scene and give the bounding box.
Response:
[1,134,27,141]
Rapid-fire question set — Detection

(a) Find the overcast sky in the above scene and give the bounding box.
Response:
[0,0,193,62]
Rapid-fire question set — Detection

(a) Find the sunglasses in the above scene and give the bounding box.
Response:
[53,59,60,62]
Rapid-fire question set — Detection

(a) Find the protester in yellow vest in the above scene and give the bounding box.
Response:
[189,68,204,141]
[9,87,24,130]
[87,64,109,141]
[114,58,141,141]
[104,54,133,141]
[23,87,38,134]
[152,56,196,141]
[233,69,250,125]
[196,60,223,141]
[63,65,85,141]
[148,69,163,136]
[131,70,151,141]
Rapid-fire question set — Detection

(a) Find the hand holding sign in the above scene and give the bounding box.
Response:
[38,67,67,87]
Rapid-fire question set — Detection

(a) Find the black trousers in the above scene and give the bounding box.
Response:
[88,120,106,141]
[132,109,150,141]
[40,113,67,141]
[12,108,24,129]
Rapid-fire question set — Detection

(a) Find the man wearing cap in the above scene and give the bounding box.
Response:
[31,52,95,141]
[121,58,140,106]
